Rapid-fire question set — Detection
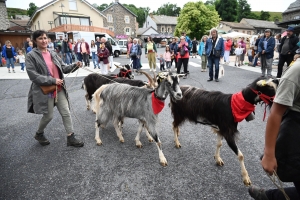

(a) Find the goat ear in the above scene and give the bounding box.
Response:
[257,78,278,89]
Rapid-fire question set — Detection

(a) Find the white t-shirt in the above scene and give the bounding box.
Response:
[16,55,25,63]
[235,48,243,56]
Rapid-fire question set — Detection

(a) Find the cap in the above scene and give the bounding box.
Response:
[286,27,294,32]
[264,29,271,32]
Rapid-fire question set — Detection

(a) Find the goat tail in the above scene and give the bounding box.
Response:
[92,84,109,113]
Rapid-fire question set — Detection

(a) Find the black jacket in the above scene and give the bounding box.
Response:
[105,41,113,56]
[278,34,299,55]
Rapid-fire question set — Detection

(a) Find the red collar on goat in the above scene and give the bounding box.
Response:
[250,88,275,121]
[152,92,165,114]
[119,70,132,78]
[231,92,255,122]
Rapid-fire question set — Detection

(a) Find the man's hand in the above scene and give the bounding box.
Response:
[262,50,265,54]
[76,61,82,68]
[261,154,277,176]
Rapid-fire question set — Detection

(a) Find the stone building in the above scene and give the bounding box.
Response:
[143,14,177,35]
[0,0,9,30]
[277,0,300,33]
[218,21,255,35]
[102,0,137,38]
[240,18,283,34]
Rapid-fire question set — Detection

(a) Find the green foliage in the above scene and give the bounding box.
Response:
[237,0,251,21]
[7,8,27,19]
[123,4,149,28]
[27,2,37,17]
[215,0,238,22]
[175,1,220,39]
[259,10,271,20]
[247,12,260,20]
[155,3,181,17]
[97,3,109,11]
[252,11,282,21]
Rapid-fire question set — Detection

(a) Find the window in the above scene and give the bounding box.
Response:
[161,27,164,32]
[108,26,114,31]
[69,0,77,11]
[80,18,89,26]
[167,27,170,32]
[70,17,80,25]
[108,38,116,45]
[124,16,130,24]
[247,31,251,35]
[294,16,300,19]
[61,16,71,25]
[107,14,113,23]
[125,27,131,35]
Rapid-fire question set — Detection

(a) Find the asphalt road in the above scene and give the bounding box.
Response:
[0,48,291,199]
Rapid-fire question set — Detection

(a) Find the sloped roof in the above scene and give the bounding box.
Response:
[137,26,158,35]
[10,20,30,27]
[151,15,177,25]
[241,18,282,29]
[28,0,106,25]
[220,21,255,30]
[283,0,300,14]
[102,2,137,17]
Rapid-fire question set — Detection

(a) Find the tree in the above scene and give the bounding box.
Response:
[97,3,109,11]
[175,1,220,39]
[155,3,181,17]
[215,0,238,22]
[260,10,270,21]
[204,0,216,6]
[237,0,251,22]
[247,12,259,20]
[123,4,150,28]
[27,2,37,17]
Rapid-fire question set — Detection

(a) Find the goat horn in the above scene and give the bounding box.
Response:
[139,71,155,87]
[114,64,121,68]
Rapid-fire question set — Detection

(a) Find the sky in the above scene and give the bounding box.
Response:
[6,0,296,12]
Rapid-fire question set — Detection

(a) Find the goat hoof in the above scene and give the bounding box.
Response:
[160,160,168,167]
[148,138,154,143]
[120,139,124,143]
[87,107,90,110]
[92,111,96,114]
[175,143,181,148]
[214,156,224,166]
[136,144,143,148]
[96,141,102,146]
[243,177,252,186]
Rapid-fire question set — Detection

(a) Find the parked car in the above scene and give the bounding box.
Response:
[118,39,128,54]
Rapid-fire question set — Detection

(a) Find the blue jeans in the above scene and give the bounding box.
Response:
[6,58,15,69]
[76,52,82,62]
[92,52,98,68]
[132,57,140,70]
[63,52,72,65]
[20,63,25,70]
[248,56,253,63]
[207,55,220,79]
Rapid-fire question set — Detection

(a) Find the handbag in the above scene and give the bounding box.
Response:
[40,85,56,95]
[218,62,225,78]
[130,52,137,58]
[213,49,221,57]
[180,47,186,56]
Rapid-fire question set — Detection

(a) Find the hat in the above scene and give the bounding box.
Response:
[264,29,271,32]
[286,27,294,32]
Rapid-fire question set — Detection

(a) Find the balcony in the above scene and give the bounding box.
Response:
[49,24,115,37]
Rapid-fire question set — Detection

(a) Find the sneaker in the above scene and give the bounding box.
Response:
[201,69,204,72]
[235,64,237,67]
[207,78,213,82]
[8,70,11,73]
[153,69,156,72]
[248,186,268,200]
[67,133,84,147]
[34,132,50,146]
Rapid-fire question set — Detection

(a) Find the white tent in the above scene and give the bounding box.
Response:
[221,32,251,39]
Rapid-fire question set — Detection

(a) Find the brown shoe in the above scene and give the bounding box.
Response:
[34,132,50,146]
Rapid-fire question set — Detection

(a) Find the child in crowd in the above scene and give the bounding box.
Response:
[26,41,33,53]
[16,50,26,72]
[157,54,165,71]
[247,47,254,66]
[164,46,172,71]
[234,44,243,67]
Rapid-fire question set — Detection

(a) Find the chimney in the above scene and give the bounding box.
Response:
[274,18,279,24]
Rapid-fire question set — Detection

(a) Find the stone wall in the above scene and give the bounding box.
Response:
[156,24,176,34]
[283,10,300,21]
[102,3,137,37]
[0,1,9,30]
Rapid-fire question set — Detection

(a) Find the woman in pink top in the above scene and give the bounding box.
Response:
[80,38,90,67]
[164,45,172,71]
[26,30,84,147]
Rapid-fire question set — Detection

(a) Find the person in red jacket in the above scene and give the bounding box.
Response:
[177,36,190,79]
[224,37,232,64]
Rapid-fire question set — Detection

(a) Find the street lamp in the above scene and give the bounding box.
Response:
[59,3,67,25]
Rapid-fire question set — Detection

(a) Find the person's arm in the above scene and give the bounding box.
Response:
[145,44,147,55]
[290,37,300,54]
[262,103,288,175]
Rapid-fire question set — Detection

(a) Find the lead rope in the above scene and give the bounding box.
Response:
[266,170,290,200]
